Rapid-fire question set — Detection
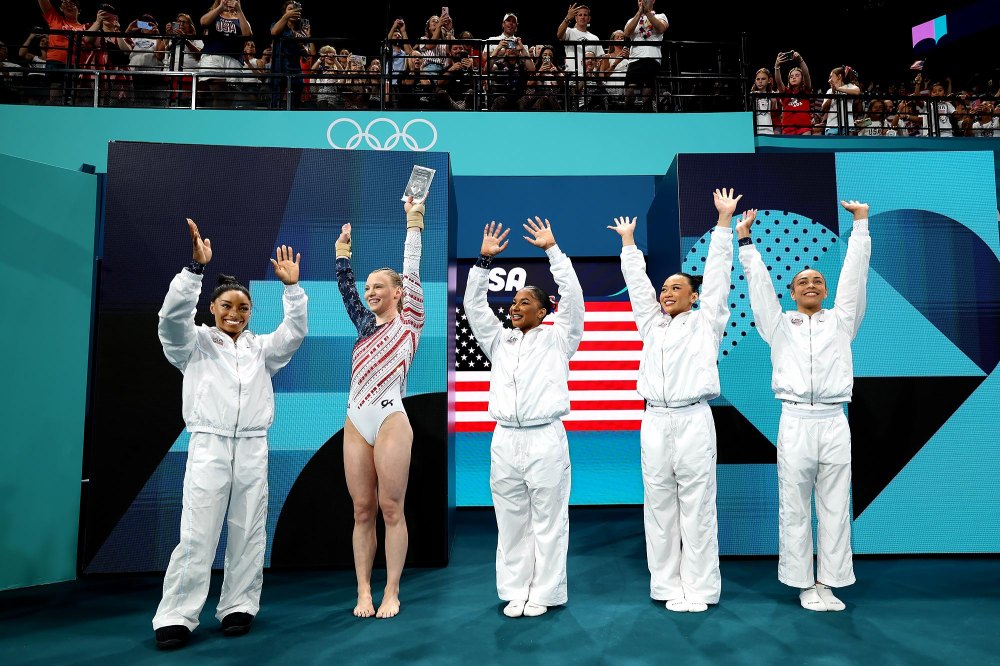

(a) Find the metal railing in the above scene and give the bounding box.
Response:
[749,91,1000,137]
[2,30,752,113]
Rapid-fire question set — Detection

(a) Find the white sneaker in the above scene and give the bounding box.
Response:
[503,601,525,618]
[687,602,708,613]
[816,584,845,611]
[665,599,690,612]
[799,585,827,612]
[522,602,548,617]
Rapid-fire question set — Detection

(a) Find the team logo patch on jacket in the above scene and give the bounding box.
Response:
[211,333,225,346]
[790,316,804,326]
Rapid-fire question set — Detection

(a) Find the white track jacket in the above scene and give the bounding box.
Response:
[465,245,585,427]
[158,269,309,437]
[739,219,871,404]
[621,226,733,406]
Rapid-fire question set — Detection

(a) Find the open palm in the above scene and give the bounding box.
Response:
[270,245,301,285]
[481,221,510,257]
[523,216,556,250]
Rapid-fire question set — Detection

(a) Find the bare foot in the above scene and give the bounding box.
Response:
[354,592,375,618]
[376,594,400,619]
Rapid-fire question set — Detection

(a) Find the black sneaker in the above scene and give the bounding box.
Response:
[154,625,191,650]
[221,612,255,636]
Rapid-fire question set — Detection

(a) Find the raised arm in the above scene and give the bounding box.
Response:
[464,222,510,360]
[737,209,784,345]
[557,4,578,40]
[834,200,872,340]
[200,2,225,28]
[623,1,643,38]
[524,216,584,357]
[335,223,377,335]
[774,53,787,93]
[609,215,661,338]
[158,219,211,371]
[235,1,252,36]
[700,189,740,338]
[261,245,308,375]
[796,52,812,90]
[271,4,301,36]
[401,198,425,330]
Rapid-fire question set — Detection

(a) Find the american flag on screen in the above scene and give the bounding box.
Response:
[454,301,645,432]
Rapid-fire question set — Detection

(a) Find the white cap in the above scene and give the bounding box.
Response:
[503,13,518,22]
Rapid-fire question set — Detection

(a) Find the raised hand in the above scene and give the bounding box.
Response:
[523,216,556,250]
[607,215,637,245]
[481,221,510,257]
[735,208,756,239]
[713,187,743,221]
[403,195,415,214]
[566,3,580,21]
[270,245,301,285]
[338,223,351,245]
[840,199,870,220]
[187,218,212,264]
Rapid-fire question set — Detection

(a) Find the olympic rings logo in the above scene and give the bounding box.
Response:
[326,117,439,152]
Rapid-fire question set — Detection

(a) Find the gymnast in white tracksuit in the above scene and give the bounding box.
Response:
[609,189,747,613]
[152,219,307,649]
[464,217,584,618]
[737,200,871,612]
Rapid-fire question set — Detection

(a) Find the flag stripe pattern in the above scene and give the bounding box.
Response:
[455,300,643,431]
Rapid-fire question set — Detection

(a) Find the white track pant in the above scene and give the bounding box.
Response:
[777,403,855,589]
[641,402,721,604]
[490,421,571,606]
[152,433,269,630]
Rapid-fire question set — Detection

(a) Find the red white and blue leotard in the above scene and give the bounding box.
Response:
[336,227,424,444]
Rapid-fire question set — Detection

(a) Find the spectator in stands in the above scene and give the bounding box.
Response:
[158,14,202,107]
[18,32,48,102]
[440,8,455,40]
[930,80,956,136]
[80,6,132,106]
[819,66,861,135]
[199,0,253,108]
[523,45,564,110]
[438,41,475,109]
[893,98,924,136]
[557,4,604,79]
[19,32,49,68]
[603,30,629,105]
[488,13,523,59]
[310,44,339,108]
[580,51,607,109]
[856,99,896,136]
[623,0,668,111]
[774,51,812,135]
[490,38,532,110]
[342,55,366,109]
[270,1,314,108]
[37,0,87,104]
[125,13,163,105]
[972,101,998,136]
[386,18,413,87]
[750,67,778,134]
[417,14,448,78]
[958,99,976,136]
[0,41,20,75]
[159,14,201,71]
[0,41,22,102]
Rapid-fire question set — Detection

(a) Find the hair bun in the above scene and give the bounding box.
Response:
[217,274,242,286]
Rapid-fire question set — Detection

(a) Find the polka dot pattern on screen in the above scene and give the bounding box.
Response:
[683,210,840,357]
